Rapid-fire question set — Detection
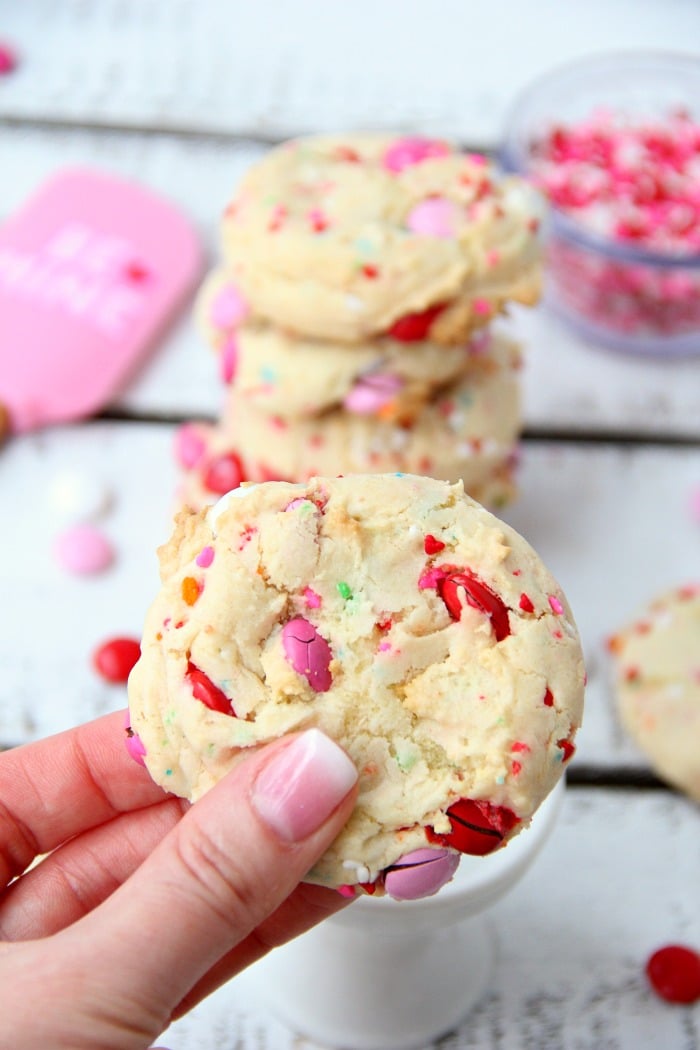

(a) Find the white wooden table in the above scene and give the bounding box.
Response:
[1,4,699,1048]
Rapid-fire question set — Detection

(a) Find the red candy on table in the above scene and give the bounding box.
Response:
[92,637,141,684]
[186,662,234,715]
[646,944,700,1004]
[428,798,520,856]
[0,42,18,76]
[437,570,511,641]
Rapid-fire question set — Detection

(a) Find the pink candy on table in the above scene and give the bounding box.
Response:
[54,523,114,575]
[383,848,460,901]
[282,617,333,692]
[0,42,18,76]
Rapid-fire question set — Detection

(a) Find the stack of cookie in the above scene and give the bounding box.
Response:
[177,134,543,509]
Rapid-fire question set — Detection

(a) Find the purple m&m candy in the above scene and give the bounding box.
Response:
[383,848,459,901]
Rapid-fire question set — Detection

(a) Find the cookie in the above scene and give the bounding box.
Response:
[179,419,518,516]
[219,134,542,344]
[200,334,519,494]
[197,267,501,421]
[608,584,700,802]
[128,474,585,898]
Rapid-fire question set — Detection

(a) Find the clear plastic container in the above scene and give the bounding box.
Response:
[501,52,700,356]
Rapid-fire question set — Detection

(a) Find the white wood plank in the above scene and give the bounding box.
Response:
[159,787,700,1049]
[3,124,700,436]
[1,422,698,778]
[2,0,699,146]
[503,439,700,774]
[0,422,179,742]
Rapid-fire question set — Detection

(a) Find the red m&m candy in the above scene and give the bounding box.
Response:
[93,637,141,683]
[186,661,234,715]
[387,303,446,342]
[646,944,700,1004]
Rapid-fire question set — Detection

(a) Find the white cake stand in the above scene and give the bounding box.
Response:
[251,779,565,1050]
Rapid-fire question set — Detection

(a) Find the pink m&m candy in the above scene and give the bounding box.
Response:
[209,283,249,330]
[54,523,114,575]
[383,137,450,174]
[282,617,333,692]
[124,710,147,766]
[383,848,460,901]
[406,197,458,239]
[343,373,403,415]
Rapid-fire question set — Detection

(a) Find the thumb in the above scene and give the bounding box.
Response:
[60,729,358,1029]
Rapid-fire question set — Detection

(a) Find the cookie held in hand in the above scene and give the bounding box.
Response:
[128,474,584,899]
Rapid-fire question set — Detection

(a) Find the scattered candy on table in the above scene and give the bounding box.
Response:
[0,42,18,75]
[92,637,142,684]
[47,468,113,523]
[54,523,115,575]
[645,944,700,1004]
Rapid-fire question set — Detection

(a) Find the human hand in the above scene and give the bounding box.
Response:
[0,710,358,1048]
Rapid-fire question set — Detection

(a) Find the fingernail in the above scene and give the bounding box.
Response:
[252,729,358,842]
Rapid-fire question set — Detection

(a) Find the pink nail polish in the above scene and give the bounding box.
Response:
[252,730,357,842]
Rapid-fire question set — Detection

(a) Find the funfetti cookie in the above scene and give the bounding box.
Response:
[178,420,518,518]
[128,474,585,900]
[208,333,520,493]
[197,266,503,421]
[608,584,700,803]
[219,134,542,344]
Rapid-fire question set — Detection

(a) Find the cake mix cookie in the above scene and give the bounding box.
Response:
[128,474,584,897]
[178,419,518,516]
[197,267,501,421]
[206,336,519,492]
[219,134,542,344]
[608,584,700,802]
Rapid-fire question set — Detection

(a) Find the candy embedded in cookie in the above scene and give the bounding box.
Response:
[128,474,584,899]
[219,134,542,343]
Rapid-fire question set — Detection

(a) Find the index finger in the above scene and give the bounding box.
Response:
[0,709,166,885]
